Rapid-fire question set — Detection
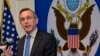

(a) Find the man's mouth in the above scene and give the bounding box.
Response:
[25,25,30,28]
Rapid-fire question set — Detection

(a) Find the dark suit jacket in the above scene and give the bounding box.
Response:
[17,30,57,56]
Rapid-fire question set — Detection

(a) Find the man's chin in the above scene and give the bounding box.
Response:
[25,29,32,33]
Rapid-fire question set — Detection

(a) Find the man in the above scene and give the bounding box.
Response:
[4,8,57,56]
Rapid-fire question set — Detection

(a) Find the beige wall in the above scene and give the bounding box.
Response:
[0,0,3,26]
[0,0,35,38]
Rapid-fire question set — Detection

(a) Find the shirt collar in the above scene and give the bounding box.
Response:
[26,27,38,38]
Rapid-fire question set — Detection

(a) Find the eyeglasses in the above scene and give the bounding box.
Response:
[20,16,35,21]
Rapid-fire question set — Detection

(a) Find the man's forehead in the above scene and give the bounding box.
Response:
[20,11,33,16]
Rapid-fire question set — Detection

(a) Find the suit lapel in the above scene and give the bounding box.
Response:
[18,35,26,56]
[30,30,42,56]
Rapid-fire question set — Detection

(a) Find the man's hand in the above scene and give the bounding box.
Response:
[4,46,13,56]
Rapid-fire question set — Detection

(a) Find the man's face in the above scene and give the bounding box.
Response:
[19,10,38,33]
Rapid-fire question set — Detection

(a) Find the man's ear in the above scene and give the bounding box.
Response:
[36,18,39,25]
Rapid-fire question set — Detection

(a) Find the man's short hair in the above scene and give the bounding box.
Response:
[19,8,37,18]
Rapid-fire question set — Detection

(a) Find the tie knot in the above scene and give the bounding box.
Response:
[27,34,31,39]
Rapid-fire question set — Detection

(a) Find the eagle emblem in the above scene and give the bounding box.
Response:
[47,0,99,56]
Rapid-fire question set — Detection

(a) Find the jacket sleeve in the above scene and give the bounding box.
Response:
[44,34,57,56]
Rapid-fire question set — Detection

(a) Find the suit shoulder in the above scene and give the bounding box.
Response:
[38,30,52,37]
[38,30,56,41]
[18,35,25,43]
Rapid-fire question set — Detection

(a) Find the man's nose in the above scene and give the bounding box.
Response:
[24,18,28,23]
